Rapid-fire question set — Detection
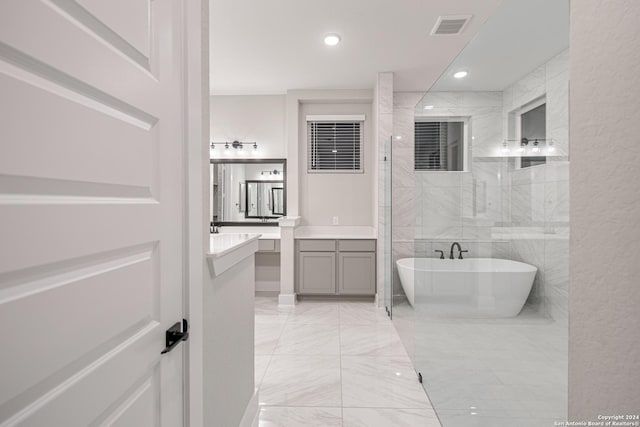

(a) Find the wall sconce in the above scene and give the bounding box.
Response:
[210,140,258,152]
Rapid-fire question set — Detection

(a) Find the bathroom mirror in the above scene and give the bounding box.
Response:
[210,159,287,225]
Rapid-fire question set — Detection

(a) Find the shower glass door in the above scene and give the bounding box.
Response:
[383,136,393,317]
[407,1,570,425]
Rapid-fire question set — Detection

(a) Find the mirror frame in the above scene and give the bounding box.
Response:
[271,187,285,216]
[210,158,287,226]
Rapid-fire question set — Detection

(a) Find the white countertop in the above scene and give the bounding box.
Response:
[295,226,377,239]
[208,233,261,258]
[216,226,280,240]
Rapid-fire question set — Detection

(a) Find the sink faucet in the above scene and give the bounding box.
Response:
[449,242,469,259]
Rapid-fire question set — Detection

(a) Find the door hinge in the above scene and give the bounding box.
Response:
[161,319,189,355]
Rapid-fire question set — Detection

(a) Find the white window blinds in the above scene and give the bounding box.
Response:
[307,120,363,172]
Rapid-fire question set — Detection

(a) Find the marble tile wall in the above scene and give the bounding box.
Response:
[502,49,570,322]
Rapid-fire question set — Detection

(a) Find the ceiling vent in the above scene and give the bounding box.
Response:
[431,15,472,35]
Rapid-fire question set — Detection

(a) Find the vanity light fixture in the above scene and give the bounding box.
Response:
[210,140,257,152]
[531,139,541,153]
[502,138,555,155]
[547,140,556,153]
[518,138,528,153]
[501,141,510,154]
[453,70,468,79]
[324,33,341,46]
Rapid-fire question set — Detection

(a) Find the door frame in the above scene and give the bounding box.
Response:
[183,1,208,426]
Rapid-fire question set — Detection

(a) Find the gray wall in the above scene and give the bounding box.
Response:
[298,101,375,226]
[210,95,286,158]
[569,0,640,419]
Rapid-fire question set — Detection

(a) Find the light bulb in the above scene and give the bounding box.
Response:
[517,146,526,153]
[453,71,468,79]
[532,139,540,153]
[502,146,510,154]
[424,105,434,110]
[548,146,556,153]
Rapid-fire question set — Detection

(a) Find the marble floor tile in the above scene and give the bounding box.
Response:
[339,302,390,324]
[341,355,431,409]
[340,323,407,356]
[436,410,555,427]
[274,322,340,355]
[287,302,341,324]
[255,297,292,316]
[255,355,271,387]
[258,406,342,427]
[260,355,342,407]
[255,322,286,355]
[342,408,441,427]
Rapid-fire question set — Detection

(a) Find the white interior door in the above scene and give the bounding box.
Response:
[0,1,187,426]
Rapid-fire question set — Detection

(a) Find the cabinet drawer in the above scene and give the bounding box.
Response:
[338,239,376,252]
[258,239,280,252]
[298,239,336,252]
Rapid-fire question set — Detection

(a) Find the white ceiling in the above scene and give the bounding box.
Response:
[209,0,503,95]
[431,0,569,91]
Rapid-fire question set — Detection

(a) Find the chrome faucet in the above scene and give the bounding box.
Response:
[449,242,469,259]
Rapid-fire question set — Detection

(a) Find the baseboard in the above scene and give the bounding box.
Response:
[239,390,259,427]
[278,293,297,306]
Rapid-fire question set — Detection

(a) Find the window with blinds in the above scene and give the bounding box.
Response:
[414,120,464,171]
[307,121,363,172]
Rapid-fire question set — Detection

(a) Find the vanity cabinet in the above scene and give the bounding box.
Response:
[297,239,376,296]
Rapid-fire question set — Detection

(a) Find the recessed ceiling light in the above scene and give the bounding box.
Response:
[424,105,434,110]
[453,71,468,79]
[324,33,341,46]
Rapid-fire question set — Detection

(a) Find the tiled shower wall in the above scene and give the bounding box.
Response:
[389,49,569,323]
[503,49,569,323]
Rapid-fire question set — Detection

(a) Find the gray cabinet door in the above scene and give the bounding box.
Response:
[339,252,376,295]
[298,252,336,294]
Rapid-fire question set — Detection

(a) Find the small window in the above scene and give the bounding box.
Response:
[307,120,363,173]
[415,120,465,171]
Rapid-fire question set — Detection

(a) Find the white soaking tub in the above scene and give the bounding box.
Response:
[396,258,537,317]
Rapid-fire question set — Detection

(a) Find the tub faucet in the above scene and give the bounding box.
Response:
[434,250,445,259]
[449,242,468,259]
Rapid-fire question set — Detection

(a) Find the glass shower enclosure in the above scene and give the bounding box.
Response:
[389,0,570,425]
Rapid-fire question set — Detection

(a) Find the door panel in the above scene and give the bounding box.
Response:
[0,0,185,426]
[298,252,336,295]
[339,252,376,295]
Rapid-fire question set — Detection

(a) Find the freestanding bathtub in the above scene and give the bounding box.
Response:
[396,258,537,317]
